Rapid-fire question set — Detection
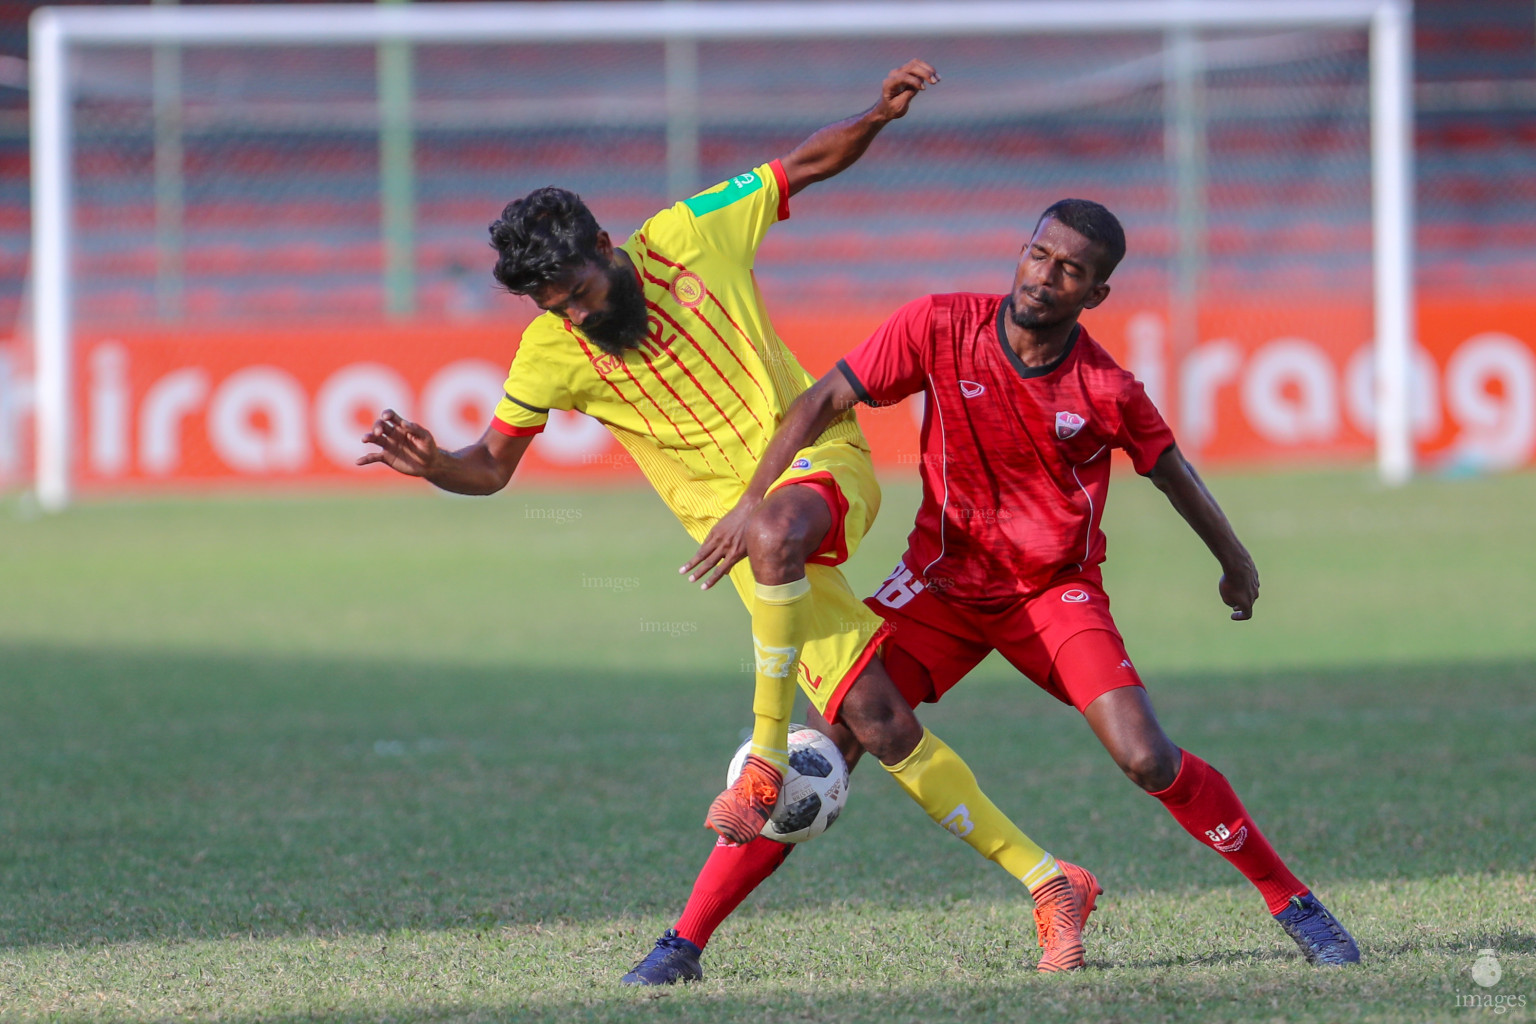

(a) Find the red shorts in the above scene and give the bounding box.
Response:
[865,557,1144,715]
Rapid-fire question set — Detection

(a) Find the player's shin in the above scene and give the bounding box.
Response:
[883,728,1063,892]
[1150,749,1308,914]
[748,578,812,773]
[674,836,794,950]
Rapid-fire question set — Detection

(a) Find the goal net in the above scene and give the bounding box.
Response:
[17,1,1414,506]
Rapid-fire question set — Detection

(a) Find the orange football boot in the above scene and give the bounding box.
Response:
[1032,860,1102,972]
[704,753,782,845]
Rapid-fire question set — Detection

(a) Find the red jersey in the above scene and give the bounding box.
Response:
[839,292,1175,608]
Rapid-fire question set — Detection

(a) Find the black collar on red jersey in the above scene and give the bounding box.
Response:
[996,297,1079,381]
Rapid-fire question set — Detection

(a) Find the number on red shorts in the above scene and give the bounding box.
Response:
[874,563,924,609]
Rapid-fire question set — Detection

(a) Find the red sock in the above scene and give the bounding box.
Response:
[1149,750,1308,915]
[673,836,793,949]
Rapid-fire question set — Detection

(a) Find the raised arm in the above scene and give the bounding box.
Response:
[778,59,940,197]
[682,369,861,589]
[1144,444,1259,620]
[357,408,531,496]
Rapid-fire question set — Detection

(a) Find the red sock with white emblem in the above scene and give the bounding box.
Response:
[674,836,793,949]
[1149,749,1308,914]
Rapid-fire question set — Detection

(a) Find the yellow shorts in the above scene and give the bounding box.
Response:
[724,439,892,723]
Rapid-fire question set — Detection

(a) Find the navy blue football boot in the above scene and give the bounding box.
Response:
[1273,892,1361,965]
[621,929,704,985]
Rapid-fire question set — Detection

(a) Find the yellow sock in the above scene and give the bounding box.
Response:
[748,577,812,774]
[884,728,1063,892]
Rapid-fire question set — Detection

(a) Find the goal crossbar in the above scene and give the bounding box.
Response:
[37,2,1392,45]
[28,0,1415,508]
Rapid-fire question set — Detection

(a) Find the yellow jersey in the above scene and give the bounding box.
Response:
[492,160,866,540]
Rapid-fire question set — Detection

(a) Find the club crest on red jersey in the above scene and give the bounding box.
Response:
[959,380,986,398]
[1055,411,1087,439]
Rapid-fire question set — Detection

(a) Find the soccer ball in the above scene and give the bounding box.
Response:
[725,725,850,844]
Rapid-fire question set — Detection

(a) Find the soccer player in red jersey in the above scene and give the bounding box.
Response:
[660,198,1361,974]
[362,62,1099,982]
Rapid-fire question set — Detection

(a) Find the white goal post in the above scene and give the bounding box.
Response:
[29,0,1414,510]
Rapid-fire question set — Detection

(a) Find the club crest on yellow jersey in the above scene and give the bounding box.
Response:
[671,271,706,308]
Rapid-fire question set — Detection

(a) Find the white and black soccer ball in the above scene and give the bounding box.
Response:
[725,725,850,844]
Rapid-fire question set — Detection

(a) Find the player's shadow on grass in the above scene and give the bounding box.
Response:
[1424,930,1536,955]
[1,641,1532,949]
[1120,927,1536,970]
[1109,948,1299,969]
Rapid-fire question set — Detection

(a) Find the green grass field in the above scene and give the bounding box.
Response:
[1,469,1532,1023]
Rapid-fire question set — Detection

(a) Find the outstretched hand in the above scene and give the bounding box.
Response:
[680,499,755,591]
[874,58,940,121]
[1219,560,1260,621]
[357,409,440,477]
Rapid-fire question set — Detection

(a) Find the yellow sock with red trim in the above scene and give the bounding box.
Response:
[885,728,1063,892]
[749,577,812,774]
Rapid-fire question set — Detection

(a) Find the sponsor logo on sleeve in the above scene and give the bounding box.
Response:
[790,457,812,470]
[1061,589,1090,603]
[682,170,764,217]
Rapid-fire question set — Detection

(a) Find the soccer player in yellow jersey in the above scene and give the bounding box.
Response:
[360,60,1095,976]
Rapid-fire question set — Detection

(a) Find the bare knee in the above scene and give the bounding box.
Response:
[1116,744,1181,792]
[745,492,829,585]
[745,508,808,583]
[805,706,866,773]
[836,676,922,766]
[1084,686,1181,792]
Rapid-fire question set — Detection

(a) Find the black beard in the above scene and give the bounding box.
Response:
[1009,292,1063,330]
[582,261,650,356]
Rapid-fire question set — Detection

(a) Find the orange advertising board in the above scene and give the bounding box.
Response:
[2,298,1533,494]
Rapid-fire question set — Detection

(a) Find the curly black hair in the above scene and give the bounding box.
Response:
[1036,198,1126,280]
[488,187,602,295]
